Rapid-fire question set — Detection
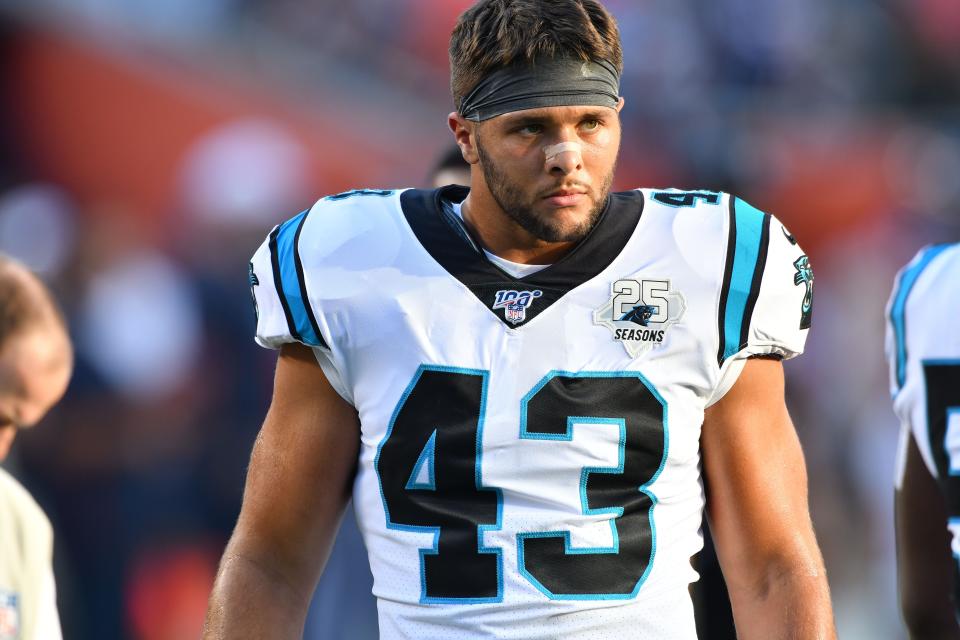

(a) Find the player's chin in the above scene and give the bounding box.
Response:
[533,208,596,243]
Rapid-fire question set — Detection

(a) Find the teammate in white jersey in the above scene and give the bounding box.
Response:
[0,254,72,640]
[204,1,836,638]
[887,243,960,637]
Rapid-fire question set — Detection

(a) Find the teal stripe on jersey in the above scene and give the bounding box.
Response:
[722,199,768,362]
[890,244,953,392]
[276,211,325,348]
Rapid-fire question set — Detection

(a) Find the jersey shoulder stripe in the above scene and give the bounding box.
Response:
[268,208,328,349]
[717,197,771,365]
[889,243,956,393]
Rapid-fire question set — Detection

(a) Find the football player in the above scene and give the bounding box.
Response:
[0,254,72,640]
[204,1,835,638]
[887,243,960,637]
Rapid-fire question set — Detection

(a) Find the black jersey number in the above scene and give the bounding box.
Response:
[923,362,960,605]
[652,190,721,208]
[375,366,502,603]
[518,373,667,599]
[375,367,667,602]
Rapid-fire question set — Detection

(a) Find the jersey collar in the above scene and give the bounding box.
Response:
[399,185,645,329]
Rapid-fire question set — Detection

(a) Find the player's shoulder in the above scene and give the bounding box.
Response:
[630,188,779,236]
[890,242,960,310]
[0,468,51,531]
[260,188,412,267]
[628,187,803,264]
[633,188,728,211]
[887,243,960,394]
[278,188,405,240]
[887,243,960,367]
[632,188,781,221]
[312,187,402,211]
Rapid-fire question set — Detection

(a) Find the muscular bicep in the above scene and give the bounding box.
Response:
[896,426,960,637]
[701,358,829,631]
[232,342,360,597]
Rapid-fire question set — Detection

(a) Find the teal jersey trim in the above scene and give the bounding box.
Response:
[890,244,953,392]
[405,430,438,491]
[718,198,770,364]
[272,210,327,348]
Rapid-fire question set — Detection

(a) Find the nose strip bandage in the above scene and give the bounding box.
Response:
[544,142,583,163]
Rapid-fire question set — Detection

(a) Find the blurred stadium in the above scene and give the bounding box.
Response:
[0,0,957,637]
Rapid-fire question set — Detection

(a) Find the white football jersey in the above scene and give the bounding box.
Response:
[249,187,812,639]
[887,243,960,593]
[0,468,61,640]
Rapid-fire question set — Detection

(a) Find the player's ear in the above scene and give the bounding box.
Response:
[448,112,480,165]
[615,97,625,113]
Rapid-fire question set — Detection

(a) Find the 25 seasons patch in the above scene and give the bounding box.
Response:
[594,278,686,357]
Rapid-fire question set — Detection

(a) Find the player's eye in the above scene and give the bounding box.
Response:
[581,119,602,132]
[517,123,544,136]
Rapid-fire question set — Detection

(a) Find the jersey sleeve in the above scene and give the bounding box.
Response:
[885,248,920,403]
[248,205,352,404]
[249,209,328,350]
[710,197,814,403]
[885,244,954,399]
[885,244,956,481]
[886,261,920,488]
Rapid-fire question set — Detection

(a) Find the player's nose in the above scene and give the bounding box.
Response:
[544,141,583,175]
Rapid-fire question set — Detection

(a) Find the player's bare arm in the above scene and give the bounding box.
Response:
[896,429,960,639]
[702,357,835,639]
[203,342,360,639]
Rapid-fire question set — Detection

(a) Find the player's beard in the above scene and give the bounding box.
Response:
[476,139,615,244]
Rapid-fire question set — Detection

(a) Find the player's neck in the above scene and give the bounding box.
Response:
[461,188,574,266]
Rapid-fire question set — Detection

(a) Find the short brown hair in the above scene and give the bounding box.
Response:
[450,0,623,109]
[0,254,67,349]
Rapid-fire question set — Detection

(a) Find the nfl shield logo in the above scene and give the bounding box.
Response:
[491,290,543,325]
[0,591,19,640]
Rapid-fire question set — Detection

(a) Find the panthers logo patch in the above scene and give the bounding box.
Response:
[793,255,814,330]
[619,304,657,327]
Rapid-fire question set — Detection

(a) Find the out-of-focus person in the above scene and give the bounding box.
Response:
[887,242,960,638]
[0,254,72,640]
[430,145,471,188]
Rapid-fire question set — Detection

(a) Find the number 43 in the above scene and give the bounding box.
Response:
[375,366,668,603]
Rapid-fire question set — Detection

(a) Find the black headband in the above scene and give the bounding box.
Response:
[458,57,621,122]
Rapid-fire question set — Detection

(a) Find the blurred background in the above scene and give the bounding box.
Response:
[0,0,957,637]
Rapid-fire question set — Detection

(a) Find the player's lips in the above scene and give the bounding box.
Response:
[543,189,588,207]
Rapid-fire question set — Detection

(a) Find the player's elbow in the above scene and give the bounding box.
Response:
[722,540,830,615]
[755,555,827,601]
